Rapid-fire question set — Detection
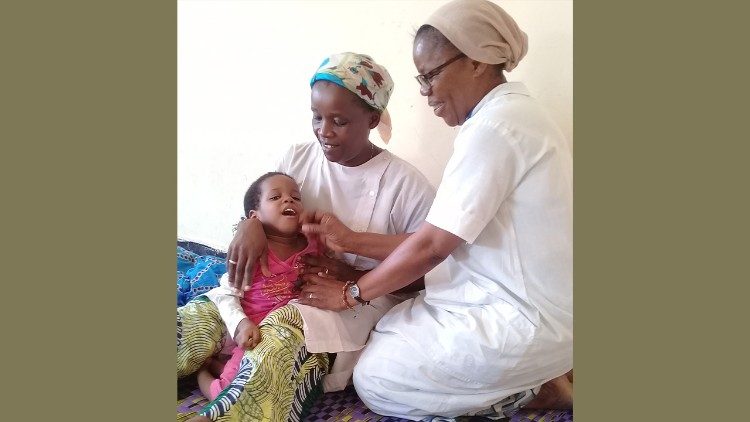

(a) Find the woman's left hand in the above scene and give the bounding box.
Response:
[298,273,348,311]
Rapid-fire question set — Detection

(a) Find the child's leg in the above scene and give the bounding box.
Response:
[196,363,217,400]
[206,356,228,378]
[195,355,230,399]
[201,347,244,400]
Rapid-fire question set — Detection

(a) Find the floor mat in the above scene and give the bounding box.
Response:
[303,386,409,422]
[178,378,573,422]
[302,386,573,422]
[177,376,208,421]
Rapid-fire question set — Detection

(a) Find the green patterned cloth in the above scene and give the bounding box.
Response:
[177,299,328,421]
[177,296,227,378]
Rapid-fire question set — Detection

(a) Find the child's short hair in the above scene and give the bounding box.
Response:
[243,172,297,217]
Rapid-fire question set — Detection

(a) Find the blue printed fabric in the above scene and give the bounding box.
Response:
[177,246,226,306]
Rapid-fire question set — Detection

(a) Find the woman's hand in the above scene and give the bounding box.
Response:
[298,273,349,311]
[233,318,261,350]
[227,217,271,292]
[301,210,355,254]
[299,254,366,283]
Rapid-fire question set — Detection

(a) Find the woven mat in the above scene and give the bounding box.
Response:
[177,375,207,422]
[302,386,572,422]
[178,377,572,422]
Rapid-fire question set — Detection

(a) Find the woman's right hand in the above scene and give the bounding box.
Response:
[227,217,271,292]
[300,210,355,254]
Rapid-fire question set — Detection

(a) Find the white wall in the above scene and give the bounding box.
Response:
[178,0,573,249]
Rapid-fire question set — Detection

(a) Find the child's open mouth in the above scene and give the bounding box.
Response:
[282,208,297,216]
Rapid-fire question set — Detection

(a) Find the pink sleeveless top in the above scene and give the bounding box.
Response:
[240,238,320,325]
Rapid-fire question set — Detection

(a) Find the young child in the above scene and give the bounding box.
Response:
[197,171,320,400]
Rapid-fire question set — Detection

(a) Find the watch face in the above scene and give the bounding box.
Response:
[348,284,360,298]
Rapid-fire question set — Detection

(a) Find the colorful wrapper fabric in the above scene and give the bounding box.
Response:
[177,300,328,421]
[310,52,394,143]
[177,295,227,378]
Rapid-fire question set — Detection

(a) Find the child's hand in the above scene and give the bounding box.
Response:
[234,319,261,350]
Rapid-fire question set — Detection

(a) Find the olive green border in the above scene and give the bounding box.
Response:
[575,1,746,420]
[3,1,175,419]
[5,0,746,420]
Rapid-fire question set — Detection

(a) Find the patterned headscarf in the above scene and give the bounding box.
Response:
[424,0,528,72]
[310,52,394,143]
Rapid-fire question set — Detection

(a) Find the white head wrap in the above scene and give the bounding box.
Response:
[424,0,528,71]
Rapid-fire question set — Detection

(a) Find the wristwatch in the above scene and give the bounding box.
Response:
[346,281,370,306]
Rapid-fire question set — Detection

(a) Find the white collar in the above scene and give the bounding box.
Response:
[327,148,392,176]
[468,82,530,119]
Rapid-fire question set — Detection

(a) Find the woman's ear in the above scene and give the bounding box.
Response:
[369,111,381,130]
[472,61,489,77]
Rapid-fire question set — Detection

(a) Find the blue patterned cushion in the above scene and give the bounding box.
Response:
[177,244,227,306]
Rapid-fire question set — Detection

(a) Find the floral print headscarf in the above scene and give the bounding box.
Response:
[310,52,394,142]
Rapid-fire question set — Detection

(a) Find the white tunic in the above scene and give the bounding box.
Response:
[355,82,573,419]
[207,141,435,392]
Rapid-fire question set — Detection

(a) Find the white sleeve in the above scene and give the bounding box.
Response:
[426,118,528,243]
[205,273,248,338]
[391,170,435,234]
[274,143,297,173]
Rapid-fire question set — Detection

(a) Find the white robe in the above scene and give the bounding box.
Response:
[354,82,573,419]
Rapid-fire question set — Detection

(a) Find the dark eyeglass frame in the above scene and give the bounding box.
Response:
[414,53,466,90]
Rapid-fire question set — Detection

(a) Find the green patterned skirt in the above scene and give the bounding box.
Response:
[177,297,328,421]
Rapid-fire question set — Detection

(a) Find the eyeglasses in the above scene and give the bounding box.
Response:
[414,53,466,91]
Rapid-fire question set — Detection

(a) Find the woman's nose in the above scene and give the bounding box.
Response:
[319,120,334,137]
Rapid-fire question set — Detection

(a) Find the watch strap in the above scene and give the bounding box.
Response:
[345,280,370,306]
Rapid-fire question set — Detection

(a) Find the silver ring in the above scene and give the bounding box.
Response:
[228,259,237,265]
[324,268,329,275]
[308,293,314,299]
